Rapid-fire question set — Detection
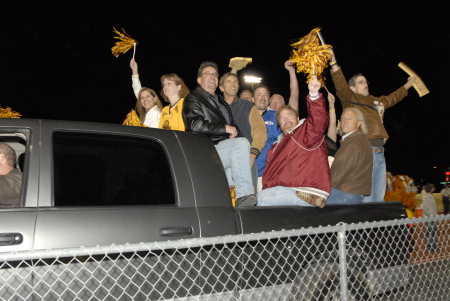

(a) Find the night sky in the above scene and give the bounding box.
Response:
[2,2,449,187]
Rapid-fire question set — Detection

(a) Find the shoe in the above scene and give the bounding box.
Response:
[236,194,258,207]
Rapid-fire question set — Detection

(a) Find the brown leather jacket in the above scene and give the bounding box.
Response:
[331,68,408,143]
[331,130,373,195]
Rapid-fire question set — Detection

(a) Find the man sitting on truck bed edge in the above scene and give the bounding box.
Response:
[257,76,331,207]
[183,61,257,207]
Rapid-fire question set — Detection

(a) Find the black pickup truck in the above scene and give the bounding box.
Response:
[0,119,410,300]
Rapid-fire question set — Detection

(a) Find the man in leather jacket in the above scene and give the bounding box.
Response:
[183,62,257,206]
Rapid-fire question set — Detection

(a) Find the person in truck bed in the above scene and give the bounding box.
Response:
[327,107,373,204]
[257,76,331,207]
[130,59,189,131]
[183,61,257,207]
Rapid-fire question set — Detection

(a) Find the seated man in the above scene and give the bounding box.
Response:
[0,143,22,207]
[327,108,373,204]
[257,76,330,207]
[219,72,267,192]
[183,62,257,206]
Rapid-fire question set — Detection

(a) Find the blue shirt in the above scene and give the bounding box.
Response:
[255,110,282,177]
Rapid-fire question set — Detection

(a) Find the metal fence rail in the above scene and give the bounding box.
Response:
[1,215,449,300]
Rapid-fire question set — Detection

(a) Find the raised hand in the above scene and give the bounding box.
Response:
[404,76,417,90]
[285,60,296,71]
[308,76,321,94]
[130,58,139,75]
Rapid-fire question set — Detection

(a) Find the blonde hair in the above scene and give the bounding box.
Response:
[135,87,163,123]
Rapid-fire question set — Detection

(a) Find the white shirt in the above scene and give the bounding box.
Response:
[144,106,161,128]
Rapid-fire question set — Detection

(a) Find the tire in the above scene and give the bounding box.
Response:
[291,261,373,301]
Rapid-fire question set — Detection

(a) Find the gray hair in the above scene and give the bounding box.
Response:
[339,107,368,135]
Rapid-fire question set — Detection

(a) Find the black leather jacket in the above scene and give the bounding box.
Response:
[183,85,242,144]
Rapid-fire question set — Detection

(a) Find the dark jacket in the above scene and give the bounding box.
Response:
[183,85,242,144]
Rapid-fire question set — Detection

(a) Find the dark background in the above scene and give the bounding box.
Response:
[1,2,448,188]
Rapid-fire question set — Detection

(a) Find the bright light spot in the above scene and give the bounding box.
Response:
[433,167,437,169]
[244,76,262,83]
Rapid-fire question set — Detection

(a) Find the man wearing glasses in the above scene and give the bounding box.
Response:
[257,76,331,207]
[183,62,257,207]
[329,49,416,203]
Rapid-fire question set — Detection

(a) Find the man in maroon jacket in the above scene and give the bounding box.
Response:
[257,76,331,207]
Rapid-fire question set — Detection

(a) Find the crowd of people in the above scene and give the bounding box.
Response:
[123,48,420,207]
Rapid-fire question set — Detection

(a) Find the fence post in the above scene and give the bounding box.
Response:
[337,223,349,300]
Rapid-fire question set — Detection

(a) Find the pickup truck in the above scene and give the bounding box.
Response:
[0,119,410,300]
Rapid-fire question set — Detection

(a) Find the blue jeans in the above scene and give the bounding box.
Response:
[257,186,314,207]
[215,138,253,198]
[362,147,386,203]
[327,187,363,204]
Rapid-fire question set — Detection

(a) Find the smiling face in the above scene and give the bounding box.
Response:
[278,108,299,134]
[269,94,285,111]
[253,87,270,111]
[139,90,156,112]
[350,75,369,96]
[341,110,362,134]
[197,66,219,94]
[219,74,239,97]
[162,78,181,99]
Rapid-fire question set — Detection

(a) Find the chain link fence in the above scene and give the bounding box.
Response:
[1,215,449,300]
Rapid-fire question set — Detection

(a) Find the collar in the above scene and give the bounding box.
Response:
[277,118,306,143]
[195,85,216,98]
[341,130,358,141]
[145,106,160,115]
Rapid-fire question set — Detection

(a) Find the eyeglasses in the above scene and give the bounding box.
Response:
[161,82,176,87]
[356,80,369,85]
[203,71,219,78]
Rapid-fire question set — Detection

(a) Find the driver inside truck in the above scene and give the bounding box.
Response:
[0,143,22,207]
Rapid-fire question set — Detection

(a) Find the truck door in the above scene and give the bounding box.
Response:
[0,120,40,296]
[34,121,201,249]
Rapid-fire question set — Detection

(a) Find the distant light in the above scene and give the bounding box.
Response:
[244,76,262,83]
[433,167,437,169]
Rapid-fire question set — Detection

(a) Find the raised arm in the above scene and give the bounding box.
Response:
[297,76,329,146]
[327,93,337,142]
[329,49,357,109]
[130,58,142,98]
[285,61,299,111]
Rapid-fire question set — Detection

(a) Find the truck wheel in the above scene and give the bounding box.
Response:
[291,261,372,301]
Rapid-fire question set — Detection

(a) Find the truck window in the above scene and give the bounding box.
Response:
[0,132,27,208]
[53,131,175,207]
